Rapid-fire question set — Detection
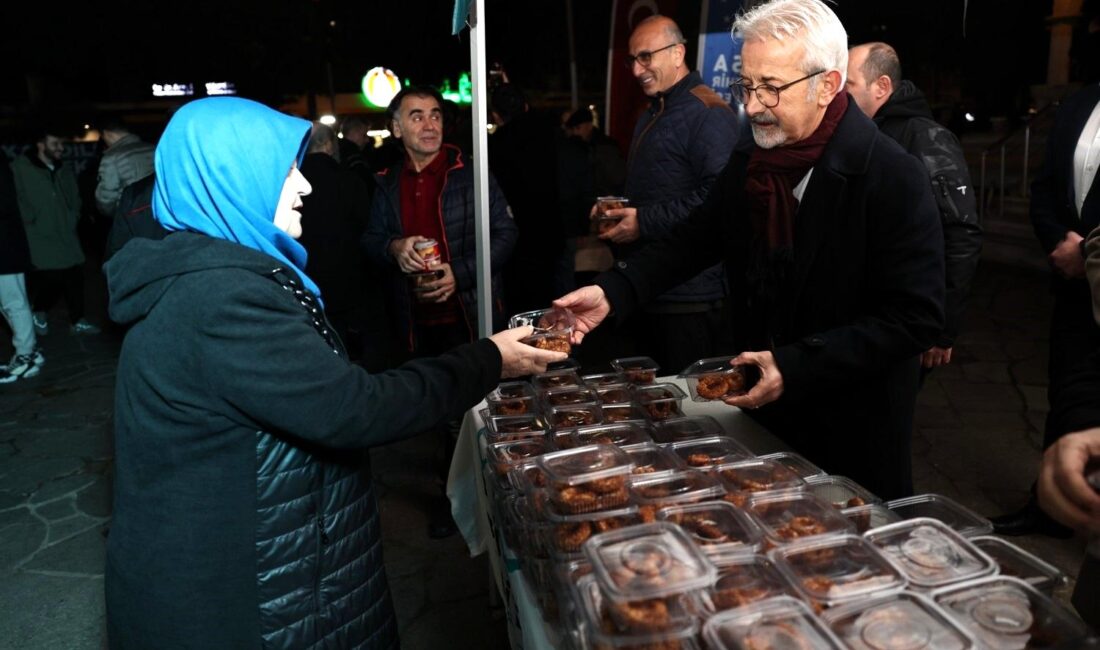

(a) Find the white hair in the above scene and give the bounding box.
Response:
[733,0,849,93]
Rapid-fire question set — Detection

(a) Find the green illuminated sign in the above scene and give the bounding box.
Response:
[440,72,472,106]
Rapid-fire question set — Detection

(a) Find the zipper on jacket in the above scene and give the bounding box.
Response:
[316,515,330,545]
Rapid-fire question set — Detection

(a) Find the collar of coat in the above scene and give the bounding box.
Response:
[23,149,60,173]
[647,70,705,111]
[376,144,464,186]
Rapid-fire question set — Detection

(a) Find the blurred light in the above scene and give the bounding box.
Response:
[362,67,402,108]
[964,112,975,122]
[329,20,336,27]
[319,114,337,126]
[153,83,194,97]
[83,124,90,130]
[205,81,237,96]
[366,129,391,138]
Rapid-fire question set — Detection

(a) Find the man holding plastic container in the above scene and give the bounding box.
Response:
[557,0,944,500]
[596,15,741,372]
[364,85,518,538]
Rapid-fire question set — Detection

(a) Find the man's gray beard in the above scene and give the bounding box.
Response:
[751,124,787,149]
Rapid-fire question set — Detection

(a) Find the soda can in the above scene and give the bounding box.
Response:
[414,239,441,267]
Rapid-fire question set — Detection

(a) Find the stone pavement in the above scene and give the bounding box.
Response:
[0,259,1090,649]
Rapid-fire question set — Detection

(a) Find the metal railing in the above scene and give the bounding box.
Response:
[978,102,1059,219]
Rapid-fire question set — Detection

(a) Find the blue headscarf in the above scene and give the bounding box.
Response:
[152,96,322,301]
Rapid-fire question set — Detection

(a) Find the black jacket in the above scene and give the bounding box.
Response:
[596,101,945,499]
[620,71,740,303]
[0,156,31,274]
[104,232,502,649]
[875,81,981,347]
[103,174,167,262]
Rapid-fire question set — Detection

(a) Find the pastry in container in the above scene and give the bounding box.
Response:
[624,443,685,477]
[592,196,631,234]
[539,385,600,408]
[531,367,583,390]
[486,437,549,478]
[712,457,805,507]
[593,383,634,405]
[769,534,907,610]
[747,491,856,547]
[480,411,549,443]
[822,591,977,650]
[679,356,749,402]
[572,421,655,449]
[507,459,548,493]
[841,503,903,534]
[581,521,717,602]
[932,576,1093,649]
[583,371,627,387]
[657,501,763,556]
[805,474,882,510]
[630,470,725,523]
[573,574,700,648]
[547,403,604,430]
[509,307,576,354]
[701,595,846,650]
[864,518,997,591]
[670,436,753,468]
[632,382,688,421]
[407,268,446,302]
[884,494,993,538]
[695,554,794,616]
[967,536,1068,596]
[485,380,537,415]
[610,356,661,384]
[601,403,649,423]
[651,415,724,444]
[537,444,635,514]
[535,490,643,555]
[758,450,827,479]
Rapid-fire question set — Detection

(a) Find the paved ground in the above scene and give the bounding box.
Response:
[0,259,1089,649]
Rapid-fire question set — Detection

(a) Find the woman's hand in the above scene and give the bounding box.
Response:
[489,326,568,378]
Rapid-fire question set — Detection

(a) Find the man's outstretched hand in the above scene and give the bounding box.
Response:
[553,285,611,345]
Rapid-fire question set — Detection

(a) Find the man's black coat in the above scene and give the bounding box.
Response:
[597,101,945,499]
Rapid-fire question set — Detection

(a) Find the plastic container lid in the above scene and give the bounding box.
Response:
[823,591,978,650]
[842,503,904,534]
[657,501,763,556]
[573,574,699,646]
[702,596,846,650]
[582,371,627,387]
[932,576,1093,649]
[539,386,599,408]
[629,469,725,507]
[546,403,604,430]
[509,306,576,332]
[678,356,749,402]
[582,521,717,601]
[480,411,549,442]
[632,382,688,421]
[806,475,882,509]
[531,367,583,390]
[536,497,642,556]
[610,356,661,384]
[670,436,754,468]
[713,458,806,497]
[624,443,685,476]
[769,534,908,607]
[864,518,997,590]
[486,438,549,477]
[759,451,828,479]
[538,444,634,486]
[651,415,725,443]
[406,267,445,292]
[592,383,634,405]
[484,395,539,417]
[601,404,648,424]
[507,460,548,492]
[571,422,654,449]
[885,494,993,538]
[747,491,856,546]
[696,555,794,616]
[968,536,1068,595]
[490,381,535,400]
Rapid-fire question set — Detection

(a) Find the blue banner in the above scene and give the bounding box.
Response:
[452,0,471,35]
[696,0,744,104]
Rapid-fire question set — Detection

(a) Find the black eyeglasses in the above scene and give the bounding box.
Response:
[730,70,825,108]
[624,42,681,69]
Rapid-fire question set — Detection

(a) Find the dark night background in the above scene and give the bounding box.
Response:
[0,1,1084,138]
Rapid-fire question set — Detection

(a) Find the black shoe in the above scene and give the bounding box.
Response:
[427,502,458,540]
[990,497,1074,539]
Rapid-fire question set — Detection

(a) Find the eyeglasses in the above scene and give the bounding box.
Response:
[730,70,826,108]
[624,42,681,69]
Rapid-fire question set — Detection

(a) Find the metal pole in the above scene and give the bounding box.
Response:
[566,0,580,109]
[470,0,493,338]
[1021,124,1031,196]
[979,152,987,218]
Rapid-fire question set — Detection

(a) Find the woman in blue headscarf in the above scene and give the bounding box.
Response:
[103,97,563,649]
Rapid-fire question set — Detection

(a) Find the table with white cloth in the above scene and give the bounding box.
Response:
[446,377,788,650]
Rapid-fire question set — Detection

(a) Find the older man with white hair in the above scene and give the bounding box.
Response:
[556,0,945,498]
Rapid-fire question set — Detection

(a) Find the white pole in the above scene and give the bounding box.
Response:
[469,0,493,338]
[566,0,579,109]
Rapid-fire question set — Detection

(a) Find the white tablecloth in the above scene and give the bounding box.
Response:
[446,377,787,649]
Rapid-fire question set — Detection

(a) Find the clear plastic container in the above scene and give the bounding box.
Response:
[823,591,977,650]
[770,534,908,608]
[968,536,1068,596]
[610,356,661,384]
[480,411,549,443]
[489,381,535,401]
[713,458,806,500]
[842,503,903,534]
[632,382,688,421]
[695,555,794,616]
[507,460,548,493]
[670,436,753,468]
[806,475,882,509]
[582,521,717,601]
[601,403,648,423]
[593,383,634,405]
[701,596,846,650]
[572,422,655,449]
[864,518,997,591]
[679,356,749,402]
[885,494,993,538]
[657,501,763,556]
[484,394,539,417]
[932,576,1093,649]
[406,268,446,298]
[538,444,635,514]
[747,491,856,546]
[535,492,643,555]
[531,367,583,390]
[573,574,700,645]
[629,470,725,512]
[486,437,549,479]
[624,443,685,476]
[583,371,627,387]
[547,403,604,430]
[758,450,827,479]
[509,307,576,354]
[651,415,725,444]
[540,385,600,408]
